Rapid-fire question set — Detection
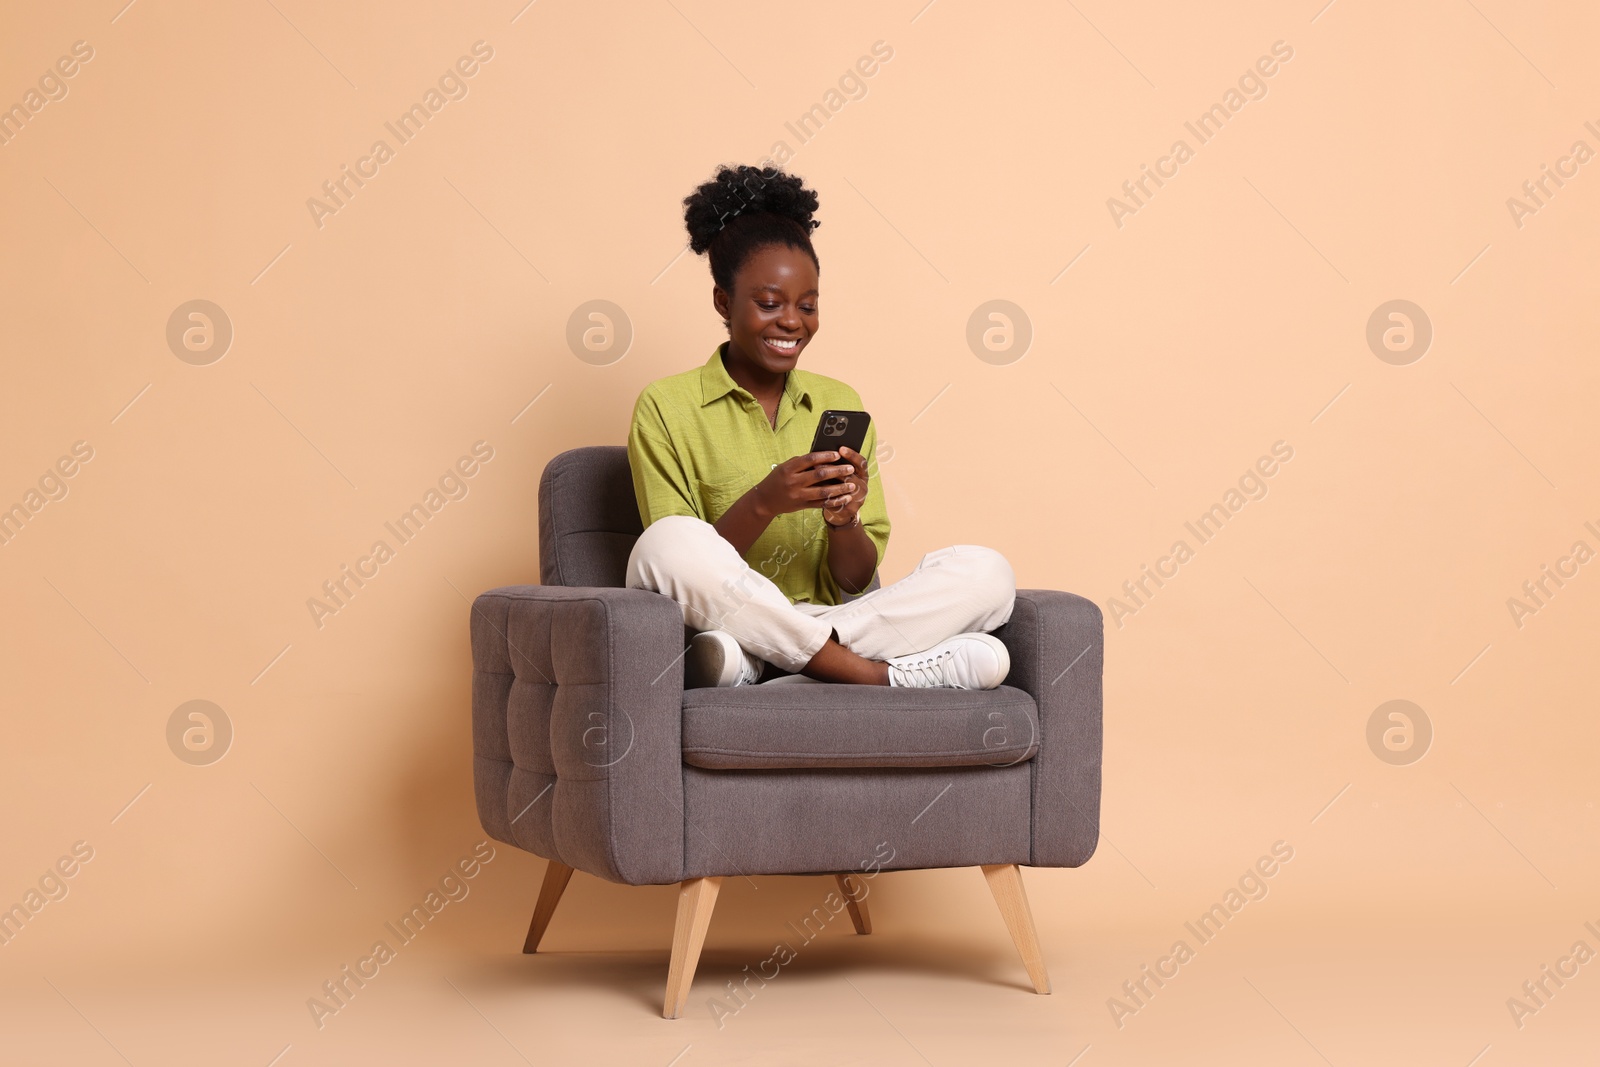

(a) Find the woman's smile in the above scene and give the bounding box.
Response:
[762,336,803,359]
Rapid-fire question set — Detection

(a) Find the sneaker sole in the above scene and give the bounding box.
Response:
[685,632,740,688]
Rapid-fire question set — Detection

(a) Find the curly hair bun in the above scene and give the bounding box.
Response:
[683,164,820,254]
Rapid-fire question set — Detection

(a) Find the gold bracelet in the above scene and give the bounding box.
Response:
[825,513,860,530]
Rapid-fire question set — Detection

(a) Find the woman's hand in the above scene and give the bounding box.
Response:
[716,448,871,562]
[819,446,869,527]
[819,446,875,594]
[751,450,858,519]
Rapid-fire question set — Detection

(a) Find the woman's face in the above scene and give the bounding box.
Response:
[715,243,819,376]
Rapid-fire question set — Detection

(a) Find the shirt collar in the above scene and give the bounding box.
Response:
[698,342,813,411]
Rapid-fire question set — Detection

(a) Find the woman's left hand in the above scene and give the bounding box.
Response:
[822,446,869,527]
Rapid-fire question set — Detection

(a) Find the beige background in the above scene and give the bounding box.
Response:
[2,0,1597,1063]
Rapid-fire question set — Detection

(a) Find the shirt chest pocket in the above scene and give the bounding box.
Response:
[694,442,793,522]
[697,463,764,521]
[700,472,759,520]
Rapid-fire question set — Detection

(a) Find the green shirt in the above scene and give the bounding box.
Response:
[627,343,890,606]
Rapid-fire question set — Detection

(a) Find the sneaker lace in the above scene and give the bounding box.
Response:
[893,647,956,688]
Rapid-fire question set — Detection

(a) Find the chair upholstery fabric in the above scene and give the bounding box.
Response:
[681,684,1040,769]
[471,445,1103,886]
[679,764,1034,878]
[538,446,641,589]
[471,585,686,886]
[996,590,1104,868]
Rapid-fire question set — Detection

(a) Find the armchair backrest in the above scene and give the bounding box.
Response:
[539,446,643,588]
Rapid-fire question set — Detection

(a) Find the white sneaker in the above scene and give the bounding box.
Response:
[685,631,763,688]
[888,633,1010,690]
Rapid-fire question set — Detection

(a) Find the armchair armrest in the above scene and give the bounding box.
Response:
[470,585,687,886]
[992,589,1104,868]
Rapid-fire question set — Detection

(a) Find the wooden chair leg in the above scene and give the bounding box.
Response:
[522,859,575,954]
[834,873,872,935]
[663,876,722,1019]
[981,863,1051,994]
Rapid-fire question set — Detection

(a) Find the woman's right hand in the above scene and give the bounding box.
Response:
[751,451,857,518]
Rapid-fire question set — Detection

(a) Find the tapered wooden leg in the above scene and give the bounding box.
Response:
[834,873,872,935]
[981,863,1051,994]
[663,876,722,1019]
[522,859,575,954]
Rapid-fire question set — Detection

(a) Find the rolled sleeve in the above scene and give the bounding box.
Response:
[627,391,701,526]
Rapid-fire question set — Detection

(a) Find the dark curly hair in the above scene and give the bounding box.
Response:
[683,164,820,293]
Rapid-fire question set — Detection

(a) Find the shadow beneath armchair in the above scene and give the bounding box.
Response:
[507,937,1038,1018]
[466,949,701,1015]
[468,933,1037,1020]
[692,935,1037,994]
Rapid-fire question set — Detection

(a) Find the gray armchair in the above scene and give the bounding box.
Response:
[470,446,1103,1017]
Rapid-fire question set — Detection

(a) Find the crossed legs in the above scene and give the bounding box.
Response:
[625,515,1016,683]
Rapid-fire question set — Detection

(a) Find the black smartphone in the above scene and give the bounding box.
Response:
[808,409,871,486]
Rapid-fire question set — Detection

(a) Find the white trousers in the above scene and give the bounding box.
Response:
[624,515,1016,673]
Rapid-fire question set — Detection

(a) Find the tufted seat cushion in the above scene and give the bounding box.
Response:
[680,684,1040,770]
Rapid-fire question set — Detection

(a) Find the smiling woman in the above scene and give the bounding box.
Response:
[623,164,1018,691]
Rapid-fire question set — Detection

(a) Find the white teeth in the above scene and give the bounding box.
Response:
[765,338,797,349]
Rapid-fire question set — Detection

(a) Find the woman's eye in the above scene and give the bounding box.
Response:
[758,302,779,310]
[801,306,816,314]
